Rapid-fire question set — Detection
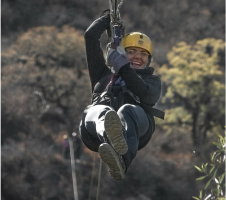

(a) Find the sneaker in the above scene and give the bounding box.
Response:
[104,110,128,155]
[98,143,126,181]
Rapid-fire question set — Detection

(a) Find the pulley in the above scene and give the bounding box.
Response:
[108,0,125,48]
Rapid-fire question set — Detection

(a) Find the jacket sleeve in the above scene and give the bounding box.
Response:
[84,14,111,92]
[119,64,161,106]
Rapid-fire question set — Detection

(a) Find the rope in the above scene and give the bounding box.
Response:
[69,137,79,200]
[88,153,103,200]
[88,152,96,199]
[96,159,103,200]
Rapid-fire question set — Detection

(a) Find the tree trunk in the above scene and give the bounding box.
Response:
[192,111,199,146]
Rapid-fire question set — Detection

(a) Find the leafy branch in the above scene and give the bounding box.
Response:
[193,132,226,200]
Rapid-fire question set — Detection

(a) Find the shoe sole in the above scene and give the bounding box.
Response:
[104,110,128,155]
[98,143,124,181]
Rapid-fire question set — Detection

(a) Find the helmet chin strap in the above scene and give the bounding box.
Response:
[146,59,152,67]
[144,56,152,68]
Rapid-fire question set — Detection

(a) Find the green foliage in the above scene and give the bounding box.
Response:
[192,133,226,200]
[158,38,225,145]
[160,38,224,103]
[1,26,91,144]
[2,25,86,69]
[1,25,94,200]
[159,107,192,135]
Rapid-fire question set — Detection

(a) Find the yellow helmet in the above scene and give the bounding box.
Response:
[121,32,153,56]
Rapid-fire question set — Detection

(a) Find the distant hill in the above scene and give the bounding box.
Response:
[1,0,225,64]
[1,1,225,200]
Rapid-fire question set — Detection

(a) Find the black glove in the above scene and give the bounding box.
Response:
[100,9,110,17]
[100,9,111,37]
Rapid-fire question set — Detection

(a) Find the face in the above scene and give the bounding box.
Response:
[125,47,150,69]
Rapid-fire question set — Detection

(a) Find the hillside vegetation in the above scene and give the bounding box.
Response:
[1,0,225,200]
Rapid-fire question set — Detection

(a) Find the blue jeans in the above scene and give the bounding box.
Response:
[84,104,149,169]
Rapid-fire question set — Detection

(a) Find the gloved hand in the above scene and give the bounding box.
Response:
[100,9,110,18]
[100,9,111,37]
[106,44,129,75]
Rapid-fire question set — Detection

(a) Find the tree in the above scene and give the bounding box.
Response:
[1,25,92,200]
[1,25,91,143]
[158,38,225,146]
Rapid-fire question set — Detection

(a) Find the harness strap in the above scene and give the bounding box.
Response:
[121,83,165,120]
[104,76,165,119]
[106,86,115,109]
[145,105,165,120]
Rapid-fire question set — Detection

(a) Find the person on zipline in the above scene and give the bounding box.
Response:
[79,10,164,181]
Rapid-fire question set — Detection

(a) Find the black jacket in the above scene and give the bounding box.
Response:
[79,14,162,152]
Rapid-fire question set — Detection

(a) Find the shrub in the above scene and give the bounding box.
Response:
[193,133,225,200]
[158,38,225,145]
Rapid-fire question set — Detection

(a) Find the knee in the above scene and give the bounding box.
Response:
[117,104,148,124]
[118,104,136,114]
[118,104,144,117]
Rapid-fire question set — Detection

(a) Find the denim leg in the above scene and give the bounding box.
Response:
[117,104,149,169]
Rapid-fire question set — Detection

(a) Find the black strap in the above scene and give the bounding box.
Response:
[150,107,165,120]
[103,77,165,120]
[121,84,165,120]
